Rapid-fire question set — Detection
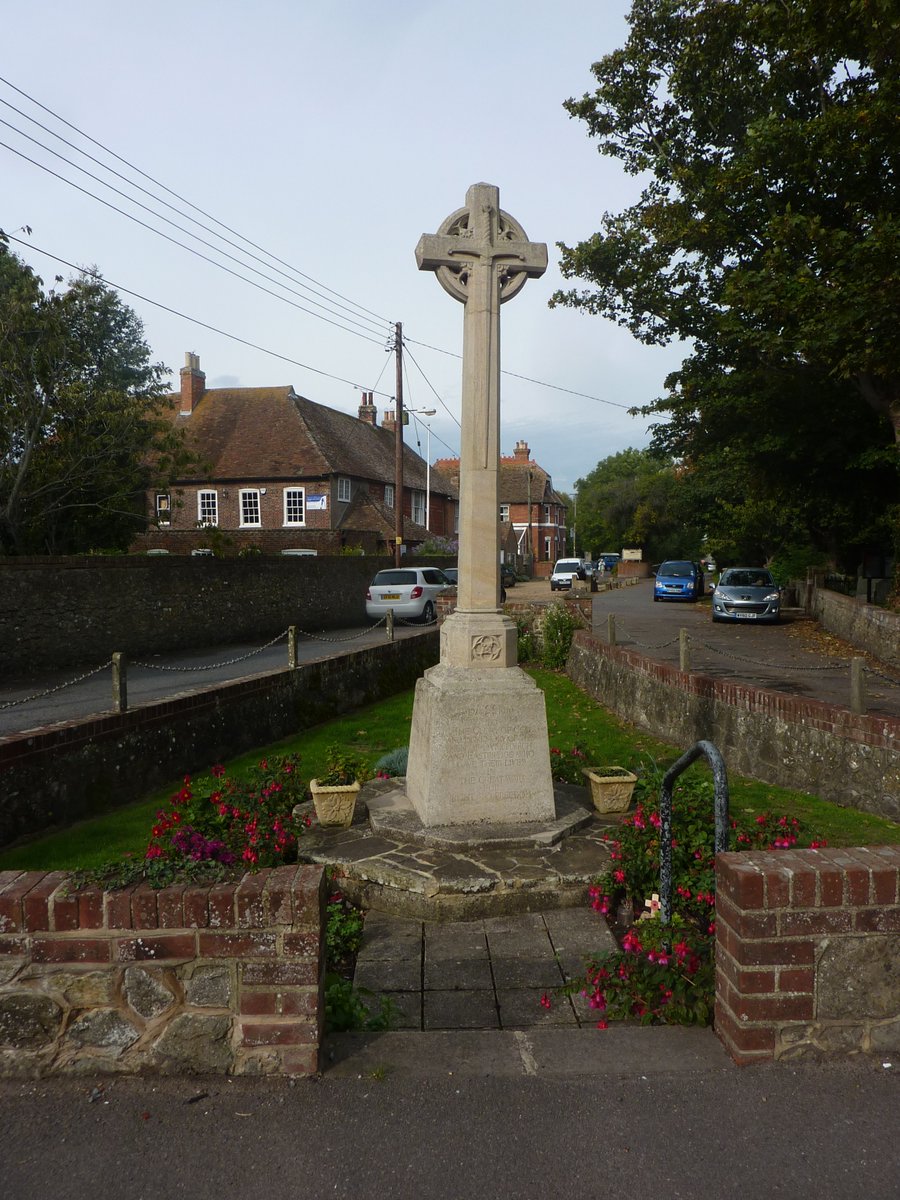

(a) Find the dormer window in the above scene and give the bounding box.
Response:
[337,477,351,503]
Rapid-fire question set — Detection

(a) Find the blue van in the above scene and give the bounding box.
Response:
[653,560,703,602]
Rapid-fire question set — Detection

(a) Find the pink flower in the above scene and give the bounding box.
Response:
[540,993,552,1010]
[596,1020,608,1030]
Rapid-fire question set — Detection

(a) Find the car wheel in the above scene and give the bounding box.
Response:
[421,600,436,624]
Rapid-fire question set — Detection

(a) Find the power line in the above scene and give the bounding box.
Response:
[0,73,393,330]
[0,96,392,337]
[0,133,389,344]
[5,234,394,399]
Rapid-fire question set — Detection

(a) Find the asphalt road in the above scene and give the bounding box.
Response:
[3,578,898,738]
[0,622,431,738]
[0,1055,896,1200]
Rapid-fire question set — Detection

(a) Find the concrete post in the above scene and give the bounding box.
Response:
[679,628,691,673]
[112,652,127,713]
[607,613,616,646]
[288,626,298,669]
[386,609,394,642]
[850,657,867,715]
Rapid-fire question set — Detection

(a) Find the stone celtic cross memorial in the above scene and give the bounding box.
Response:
[404,182,557,827]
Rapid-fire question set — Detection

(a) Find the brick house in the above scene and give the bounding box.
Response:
[434,440,567,576]
[136,354,458,555]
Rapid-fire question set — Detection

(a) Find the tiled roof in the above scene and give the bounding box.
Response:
[433,455,567,507]
[169,387,457,495]
[337,490,431,540]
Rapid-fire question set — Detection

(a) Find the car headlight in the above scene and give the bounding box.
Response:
[764,592,779,602]
[713,589,723,599]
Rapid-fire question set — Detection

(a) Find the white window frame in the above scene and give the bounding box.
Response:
[239,488,261,528]
[384,483,394,509]
[499,504,509,522]
[544,535,552,560]
[283,487,306,526]
[411,490,425,525]
[197,490,218,527]
[337,477,352,503]
[155,493,171,526]
[543,504,551,523]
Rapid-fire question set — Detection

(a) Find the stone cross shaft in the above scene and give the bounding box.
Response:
[416,183,547,618]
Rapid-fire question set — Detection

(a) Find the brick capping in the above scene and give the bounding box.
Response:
[714,846,900,1064]
[0,866,325,1078]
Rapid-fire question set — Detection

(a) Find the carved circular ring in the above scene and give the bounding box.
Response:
[434,205,532,305]
[471,634,502,662]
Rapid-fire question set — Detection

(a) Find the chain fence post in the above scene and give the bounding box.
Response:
[386,609,394,642]
[679,628,691,673]
[112,652,127,713]
[850,657,867,715]
[607,613,616,646]
[288,626,299,669]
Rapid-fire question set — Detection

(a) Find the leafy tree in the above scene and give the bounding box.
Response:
[0,239,191,554]
[552,0,900,566]
[576,447,702,563]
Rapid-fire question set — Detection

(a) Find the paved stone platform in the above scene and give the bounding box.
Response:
[351,907,618,1032]
[296,782,618,920]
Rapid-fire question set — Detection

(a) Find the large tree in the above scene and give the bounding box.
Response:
[552,0,900,565]
[0,239,189,554]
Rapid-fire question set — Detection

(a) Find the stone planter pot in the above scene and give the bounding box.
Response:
[309,780,361,829]
[582,767,637,814]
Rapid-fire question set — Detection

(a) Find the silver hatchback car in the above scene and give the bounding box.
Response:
[711,568,781,623]
[365,567,451,624]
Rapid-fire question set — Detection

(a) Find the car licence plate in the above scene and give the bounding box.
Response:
[734,612,757,619]
[381,593,401,600]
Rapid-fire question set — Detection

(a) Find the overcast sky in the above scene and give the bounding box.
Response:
[3,0,686,495]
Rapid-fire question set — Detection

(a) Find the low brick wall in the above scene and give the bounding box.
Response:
[0,865,325,1078]
[566,630,900,820]
[0,633,439,850]
[812,584,900,672]
[715,847,900,1064]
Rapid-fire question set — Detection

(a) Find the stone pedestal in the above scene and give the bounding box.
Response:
[405,662,556,827]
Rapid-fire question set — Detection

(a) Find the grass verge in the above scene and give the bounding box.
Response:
[1,668,897,871]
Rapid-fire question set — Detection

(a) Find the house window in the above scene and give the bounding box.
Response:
[240,489,261,527]
[412,490,425,525]
[284,487,305,526]
[337,477,351,503]
[155,493,171,526]
[384,484,394,509]
[543,504,551,523]
[499,504,509,522]
[544,536,552,560]
[198,490,218,526]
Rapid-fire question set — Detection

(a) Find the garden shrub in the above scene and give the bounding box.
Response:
[540,602,579,669]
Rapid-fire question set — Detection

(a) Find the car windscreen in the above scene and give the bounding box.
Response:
[554,562,581,571]
[720,570,774,588]
[658,562,695,577]
[372,570,417,585]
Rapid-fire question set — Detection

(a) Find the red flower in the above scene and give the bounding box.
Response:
[540,993,552,1010]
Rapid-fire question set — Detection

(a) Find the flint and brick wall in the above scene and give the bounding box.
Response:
[0,865,325,1078]
[812,585,900,672]
[0,633,439,850]
[567,630,900,821]
[715,847,900,1065]
[0,554,454,676]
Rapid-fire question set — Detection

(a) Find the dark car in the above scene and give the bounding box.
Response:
[653,560,703,602]
[711,568,781,623]
[500,564,517,588]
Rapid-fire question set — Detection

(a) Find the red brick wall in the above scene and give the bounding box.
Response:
[0,866,325,1078]
[715,847,900,1064]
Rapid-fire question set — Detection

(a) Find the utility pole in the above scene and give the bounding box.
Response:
[394,322,404,566]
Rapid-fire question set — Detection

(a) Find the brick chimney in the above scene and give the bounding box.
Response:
[513,440,531,462]
[382,407,397,433]
[180,352,206,414]
[358,391,378,426]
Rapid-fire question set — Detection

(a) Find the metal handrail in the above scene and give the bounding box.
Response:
[659,740,730,925]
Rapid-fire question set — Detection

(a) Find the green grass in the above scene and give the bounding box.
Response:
[1,668,897,872]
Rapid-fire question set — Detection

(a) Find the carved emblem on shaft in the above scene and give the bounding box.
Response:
[471,634,502,662]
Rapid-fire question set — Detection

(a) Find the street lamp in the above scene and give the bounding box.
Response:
[407,408,436,530]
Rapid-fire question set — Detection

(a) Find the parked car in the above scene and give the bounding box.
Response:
[500,564,517,589]
[653,560,704,602]
[365,567,451,624]
[599,553,621,572]
[711,568,781,623]
[550,558,587,591]
[443,567,459,585]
